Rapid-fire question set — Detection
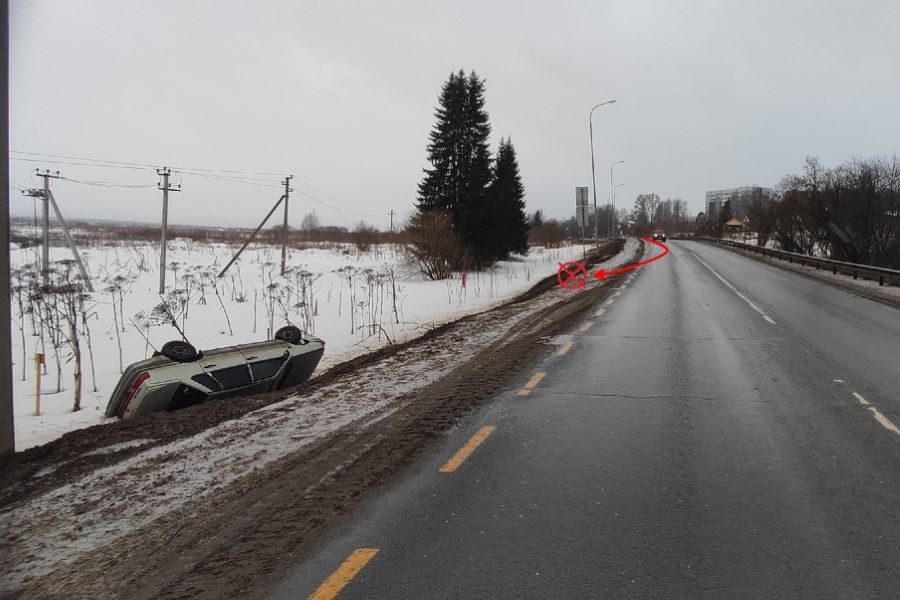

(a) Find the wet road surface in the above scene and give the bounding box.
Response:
[267,240,900,599]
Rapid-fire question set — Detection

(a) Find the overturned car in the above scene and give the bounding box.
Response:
[105,326,324,419]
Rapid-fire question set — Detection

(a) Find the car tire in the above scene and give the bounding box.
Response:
[160,340,199,363]
[274,325,305,345]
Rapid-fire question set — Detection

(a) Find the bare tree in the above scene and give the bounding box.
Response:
[351,221,380,253]
[300,210,320,242]
[403,212,467,280]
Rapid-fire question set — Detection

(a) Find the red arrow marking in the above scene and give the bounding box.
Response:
[593,237,669,281]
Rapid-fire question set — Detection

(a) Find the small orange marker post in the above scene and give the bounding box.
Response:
[34,353,45,416]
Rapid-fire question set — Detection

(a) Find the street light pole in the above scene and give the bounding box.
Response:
[589,99,616,242]
[613,183,625,234]
[609,160,625,238]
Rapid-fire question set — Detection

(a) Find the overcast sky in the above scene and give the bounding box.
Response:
[9,0,900,230]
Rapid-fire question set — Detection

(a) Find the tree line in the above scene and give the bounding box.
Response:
[716,156,900,268]
[629,195,692,235]
[410,70,530,278]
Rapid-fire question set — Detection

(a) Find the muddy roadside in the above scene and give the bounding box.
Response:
[0,242,622,507]
[0,239,641,599]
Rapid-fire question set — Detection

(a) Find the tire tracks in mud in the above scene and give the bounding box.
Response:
[3,240,641,600]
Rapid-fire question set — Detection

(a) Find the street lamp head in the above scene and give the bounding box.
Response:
[590,99,617,113]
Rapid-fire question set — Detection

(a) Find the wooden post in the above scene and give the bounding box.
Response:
[34,353,44,416]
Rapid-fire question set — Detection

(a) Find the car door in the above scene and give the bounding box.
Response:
[196,347,253,398]
[242,341,290,393]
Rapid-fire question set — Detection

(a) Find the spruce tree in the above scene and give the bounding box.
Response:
[485,137,529,258]
[457,72,494,262]
[417,70,467,214]
[417,70,494,265]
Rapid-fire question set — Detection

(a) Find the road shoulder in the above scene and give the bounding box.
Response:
[0,240,643,600]
[692,239,900,310]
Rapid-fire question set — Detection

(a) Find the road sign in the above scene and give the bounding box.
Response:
[576,187,589,227]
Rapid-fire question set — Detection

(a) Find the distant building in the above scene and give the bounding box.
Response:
[705,186,776,220]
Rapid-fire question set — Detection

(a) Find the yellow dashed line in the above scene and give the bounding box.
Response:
[517,371,546,396]
[578,321,594,332]
[308,548,379,600]
[557,341,574,356]
[439,426,496,473]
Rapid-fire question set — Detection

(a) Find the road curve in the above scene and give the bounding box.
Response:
[266,239,900,599]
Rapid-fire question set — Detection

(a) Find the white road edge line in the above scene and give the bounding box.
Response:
[869,408,900,436]
[852,392,900,436]
[693,254,776,325]
[595,308,606,317]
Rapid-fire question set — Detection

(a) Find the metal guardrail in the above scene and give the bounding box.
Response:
[696,237,900,287]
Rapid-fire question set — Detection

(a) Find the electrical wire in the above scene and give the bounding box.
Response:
[168,164,289,177]
[10,150,157,169]
[10,157,150,170]
[292,176,377,215]
[179,171,281,188]
[11,150,382,216]
[10,150,289,177]
[295,190,379,218]
[59,176,156,189]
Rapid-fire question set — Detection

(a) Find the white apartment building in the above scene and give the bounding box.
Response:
[705,186,776,220]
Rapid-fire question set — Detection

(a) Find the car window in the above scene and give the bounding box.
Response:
[208,365,252,390]
[249,357,285,382]
[190,373,222,391]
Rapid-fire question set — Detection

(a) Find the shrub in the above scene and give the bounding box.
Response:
[403,211,468,280]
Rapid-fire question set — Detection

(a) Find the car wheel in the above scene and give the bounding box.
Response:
[274,325,305,345]
[160,340,199,363]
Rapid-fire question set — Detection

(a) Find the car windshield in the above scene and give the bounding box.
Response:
[4,3,900,599]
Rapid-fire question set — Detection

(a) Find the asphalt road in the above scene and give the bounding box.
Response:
[266,240,900,599]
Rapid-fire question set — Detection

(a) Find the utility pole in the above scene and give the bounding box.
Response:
[47,190,94,291]
[280,175,293,276]
[388,210,396,234]
[589,99,616,243]
[157,167,180,294]
[22,180,94,291]
[2,0,14,458]
[614,183,625,235]
[219,193,286,279]
[609,160,624,238]
[35,170,60,286]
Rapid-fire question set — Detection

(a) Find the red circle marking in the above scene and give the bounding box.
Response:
[557,261,588,290]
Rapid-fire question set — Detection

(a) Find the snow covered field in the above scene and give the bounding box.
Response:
[9,238,587,450]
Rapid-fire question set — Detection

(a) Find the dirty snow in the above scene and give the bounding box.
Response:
[0,239,640,593]
[10,236,587,450]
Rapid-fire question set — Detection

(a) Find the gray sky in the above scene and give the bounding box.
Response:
[9,0,900,230]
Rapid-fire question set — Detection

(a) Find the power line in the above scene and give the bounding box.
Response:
[10,157,150,170]
[178,171,281,187]
[59,176,156,189]
[10,150,157,169]
[169,165,288,177]
[295,190,379,218]
[11,151,379,215]
[293,176,374,214]
[10,150,290,177]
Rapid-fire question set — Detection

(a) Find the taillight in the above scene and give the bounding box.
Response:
[118,371,150,418]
